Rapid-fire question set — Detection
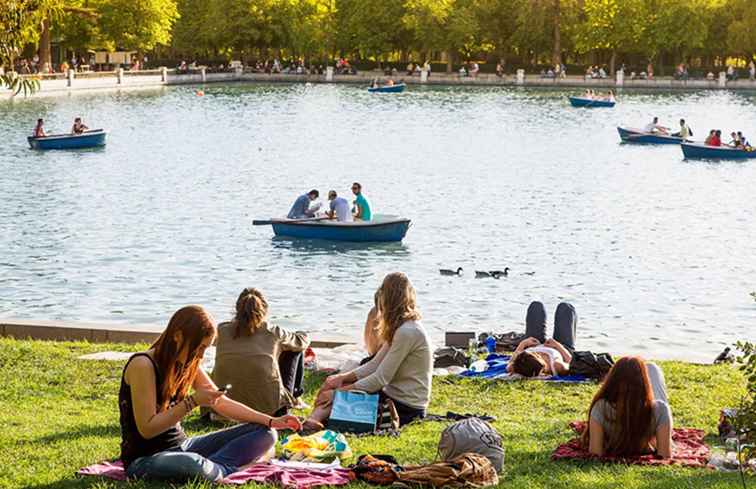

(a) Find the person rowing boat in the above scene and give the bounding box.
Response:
[643,117,669,135]
[670,119,693,140]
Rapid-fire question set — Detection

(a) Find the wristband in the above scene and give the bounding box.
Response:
[268,417,273,428]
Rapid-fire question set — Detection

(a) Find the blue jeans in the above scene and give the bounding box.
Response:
[126,423,276,482]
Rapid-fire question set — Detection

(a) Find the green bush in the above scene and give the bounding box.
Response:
[735,341,756,463]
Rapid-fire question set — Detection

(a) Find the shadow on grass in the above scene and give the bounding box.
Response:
[28,424,119,445]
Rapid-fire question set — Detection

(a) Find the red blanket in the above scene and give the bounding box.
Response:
[552,421,710,468]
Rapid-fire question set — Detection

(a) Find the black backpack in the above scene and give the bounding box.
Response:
[568,351,614,379]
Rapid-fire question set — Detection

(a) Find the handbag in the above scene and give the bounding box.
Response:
[327,390,379,434]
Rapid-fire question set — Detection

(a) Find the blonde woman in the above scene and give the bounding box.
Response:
[212,288,310,416]
[361,290,384,362]
[306,272,432,428]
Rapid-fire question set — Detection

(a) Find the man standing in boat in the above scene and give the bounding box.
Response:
[351,182,372,221]
[287,189,320,219]
[326,190,353,222]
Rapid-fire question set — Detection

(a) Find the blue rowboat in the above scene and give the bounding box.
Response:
[255,215,411,242]
[617,127,685,144]
[569,96,615,108]
[368,83,406,93]
[681,142,756,160]
[28,129,107,150]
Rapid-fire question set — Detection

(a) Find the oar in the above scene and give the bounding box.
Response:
[253,216,330,226]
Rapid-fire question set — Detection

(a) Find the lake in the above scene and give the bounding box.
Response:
[1,83,754,361]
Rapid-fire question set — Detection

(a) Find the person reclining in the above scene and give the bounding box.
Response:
[507,301,576,377]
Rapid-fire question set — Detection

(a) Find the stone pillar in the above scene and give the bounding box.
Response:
[615,70,624,87]
[67,68,75,87]
[161,66,167,82]
[516,69,525,85]
[718,71,726,87]
[326,66,334,82]
[201,67,206,83]
[420,68,428,83]
[235,66,243,79]
[117,67,124,85]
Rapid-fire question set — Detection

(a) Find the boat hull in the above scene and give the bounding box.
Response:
[681,142,756,160]
[569,96,615,108]
[617,127,684,144]
[271,218,410,242]
[28,130,107,150]
[368,84,406,93]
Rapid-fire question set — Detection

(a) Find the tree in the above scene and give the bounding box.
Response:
[575,0,646,74]
[0,0,51,94]
[335,0,409,60]
[97,0,179,53]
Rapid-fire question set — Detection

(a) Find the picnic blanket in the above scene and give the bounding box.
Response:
[78,459,355,488]
[552,421,710,467]
[459,354,590,383]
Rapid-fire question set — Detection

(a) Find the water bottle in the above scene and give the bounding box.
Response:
[467,338,477,366]
[486,335,497,353]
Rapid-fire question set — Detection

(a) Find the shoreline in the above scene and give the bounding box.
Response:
[3,69,756,99]
[0,318,353,348]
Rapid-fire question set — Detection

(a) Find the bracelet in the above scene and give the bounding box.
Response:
[268,417,273,428]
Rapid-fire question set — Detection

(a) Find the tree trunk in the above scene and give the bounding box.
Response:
[552,0,561,65]
[658,51,664,77]
[445,50,453,73]
[39,17,52,73]
[610,49,616,76]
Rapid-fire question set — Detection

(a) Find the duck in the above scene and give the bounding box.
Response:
[489,268,510,278]
[713,347,734,364]
[440,267,463,276]
[523,271,536,276]
[474,271,492,278]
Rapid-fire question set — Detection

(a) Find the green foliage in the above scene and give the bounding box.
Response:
[96,0,179,52]
[735,341,756,461]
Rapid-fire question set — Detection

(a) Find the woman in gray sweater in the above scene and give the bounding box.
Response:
[306,272,432,427]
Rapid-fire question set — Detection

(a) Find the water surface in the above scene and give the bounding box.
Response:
[1,84,754,361]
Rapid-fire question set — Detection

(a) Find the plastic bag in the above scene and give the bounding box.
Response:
[280,430,353,463]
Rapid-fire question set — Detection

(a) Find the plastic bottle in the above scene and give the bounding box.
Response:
[486,335,497,353]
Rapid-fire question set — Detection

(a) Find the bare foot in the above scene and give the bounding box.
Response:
[301,418,324,434]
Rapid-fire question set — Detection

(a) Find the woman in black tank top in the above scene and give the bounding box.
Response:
[119,305,302,482]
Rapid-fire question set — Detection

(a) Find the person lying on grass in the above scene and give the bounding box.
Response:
[305,272,432,429]
[582,356,673,458]
[119,305,301,482]
[507,301,577,377]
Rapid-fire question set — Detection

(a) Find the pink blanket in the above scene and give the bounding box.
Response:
[78,460,355,488]
[552,421,710,468]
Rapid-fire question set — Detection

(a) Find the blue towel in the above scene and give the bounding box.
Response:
[459,354,590,383]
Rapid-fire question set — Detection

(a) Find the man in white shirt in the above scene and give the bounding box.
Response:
[327,190,353,222]
[644,117,668,134]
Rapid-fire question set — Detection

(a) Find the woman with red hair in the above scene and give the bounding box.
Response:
[583,356,673,458]
[119,305,301,482]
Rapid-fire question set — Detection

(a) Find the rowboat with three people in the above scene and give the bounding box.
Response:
[568,96,615,108]
[681,142,756,160]
[253,215,411,242]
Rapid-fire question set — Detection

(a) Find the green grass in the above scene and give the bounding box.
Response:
[0,338,751,489]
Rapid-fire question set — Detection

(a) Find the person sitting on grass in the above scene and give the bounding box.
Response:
[211,288,310,417]
[305,272,432,428]
[582,356,673,458]
[119,305,301,482]
[507,301,576,377]
[360,290,385,364]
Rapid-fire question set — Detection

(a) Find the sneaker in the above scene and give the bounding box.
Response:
[292,398,310,410]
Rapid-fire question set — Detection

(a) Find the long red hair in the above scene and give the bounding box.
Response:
[151,305,216,410]
[582,356,655,455]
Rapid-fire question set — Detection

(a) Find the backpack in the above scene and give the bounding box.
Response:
[437,418,505,473]
[396,453,498,488]
[568,351,614,379]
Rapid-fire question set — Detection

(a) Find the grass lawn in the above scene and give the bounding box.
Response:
[0,337,751,489]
